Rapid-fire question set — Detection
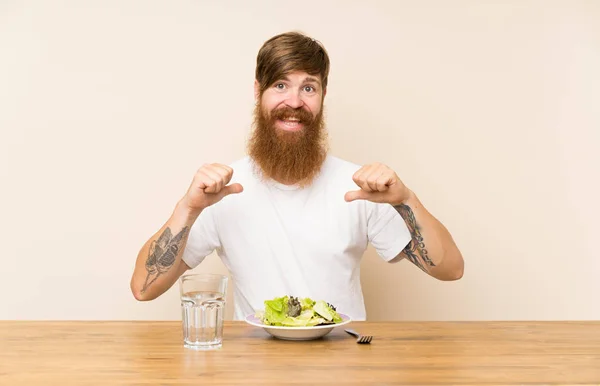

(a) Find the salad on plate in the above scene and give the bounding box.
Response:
[255,295,343,327]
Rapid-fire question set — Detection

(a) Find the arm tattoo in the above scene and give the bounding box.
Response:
[394,204,435,273]
[141,226,189,293]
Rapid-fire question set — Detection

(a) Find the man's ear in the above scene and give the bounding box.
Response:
[254,80,260,102]
[323,87,327,98]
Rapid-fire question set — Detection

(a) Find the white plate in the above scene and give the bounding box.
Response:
[244,313,352,340]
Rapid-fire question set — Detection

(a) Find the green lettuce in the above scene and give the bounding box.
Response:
[258,296,343,327]
[263,296,288,325]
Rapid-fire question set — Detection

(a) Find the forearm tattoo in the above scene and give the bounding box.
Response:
[141,226,189,293]
[394,204,435,273]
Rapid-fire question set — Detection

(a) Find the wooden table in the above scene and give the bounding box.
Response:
[1,321,599,385]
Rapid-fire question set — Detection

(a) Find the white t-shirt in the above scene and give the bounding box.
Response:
[181,155,411,320]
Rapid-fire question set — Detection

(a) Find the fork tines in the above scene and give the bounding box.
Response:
[357,335,372,344]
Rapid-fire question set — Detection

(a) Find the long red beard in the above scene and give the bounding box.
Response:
[248,102,328,186]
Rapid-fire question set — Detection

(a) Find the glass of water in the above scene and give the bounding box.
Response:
[179,273,228,350]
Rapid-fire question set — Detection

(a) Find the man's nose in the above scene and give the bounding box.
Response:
[284,92,304,109]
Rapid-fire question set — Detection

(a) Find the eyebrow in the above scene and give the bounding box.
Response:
[281,75,322,86]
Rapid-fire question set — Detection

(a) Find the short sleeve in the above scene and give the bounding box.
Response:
[367,202,411,261]
[181,205,221,269]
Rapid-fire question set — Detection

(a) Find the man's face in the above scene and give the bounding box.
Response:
[248,71,328,185]
[255,71,325,134]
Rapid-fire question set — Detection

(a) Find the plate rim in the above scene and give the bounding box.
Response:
[244,312,352,330]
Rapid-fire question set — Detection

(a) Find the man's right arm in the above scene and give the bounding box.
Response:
[130,200,199,301]
[130,163,243,301]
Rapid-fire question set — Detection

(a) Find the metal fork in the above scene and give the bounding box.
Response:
[344,329,373,344]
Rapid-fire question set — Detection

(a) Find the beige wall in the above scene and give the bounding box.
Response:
[1,1,598,321]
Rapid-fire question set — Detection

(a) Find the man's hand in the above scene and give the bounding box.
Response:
[344,162,411,205]
[180,163,243,214]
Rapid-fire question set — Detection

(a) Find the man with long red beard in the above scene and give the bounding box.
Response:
[130,32,464,321]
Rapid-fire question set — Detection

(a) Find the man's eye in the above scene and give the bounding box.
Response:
[303,86,315,92]
[275,83,285,90]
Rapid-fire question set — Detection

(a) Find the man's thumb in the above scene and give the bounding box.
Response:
[222,183,244,197]
[344,189,369,202]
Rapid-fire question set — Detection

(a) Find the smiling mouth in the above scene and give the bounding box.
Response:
[277,118,303,131]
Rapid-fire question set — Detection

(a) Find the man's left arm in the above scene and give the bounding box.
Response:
[345,163,464,281]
